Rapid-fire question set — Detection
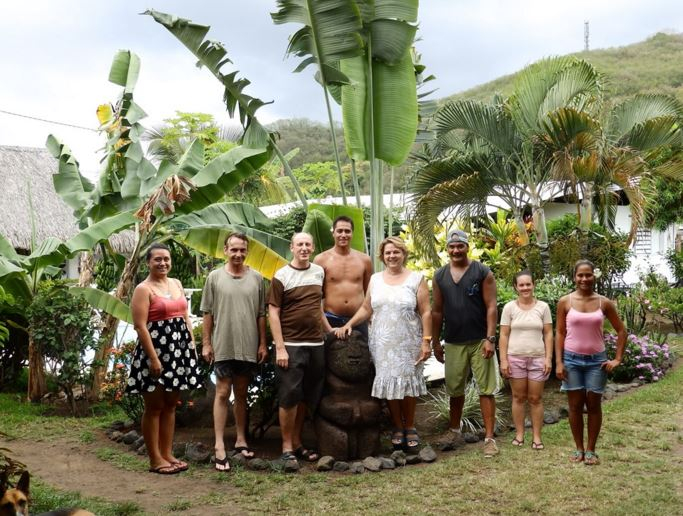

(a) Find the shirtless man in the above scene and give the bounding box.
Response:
[314,215,373,340]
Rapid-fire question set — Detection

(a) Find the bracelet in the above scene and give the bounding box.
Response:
[422,336,432,340]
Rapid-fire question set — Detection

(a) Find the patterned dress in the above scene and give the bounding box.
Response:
[126,294,203,394]
[368,271,428,400]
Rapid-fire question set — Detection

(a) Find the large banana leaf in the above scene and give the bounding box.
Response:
[169,202,291,279]
[177,145,271,213]
[65,211,138,255]
[339,7,418,166]
[171,202,274,233]
[0,256,25,281]
[45,135,94,219]
[373,52,418,165]
[302,209,335,254]
[271,0,363,83]
[0,259,31,302]
[27,237,69,272]
[0,233,23,264]
[70,287,133,324]
[146,9,273,149]
[305,203,366,251]
[108,50,140,94]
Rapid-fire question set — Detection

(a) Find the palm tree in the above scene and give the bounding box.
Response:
[544,94,683,243]
[411,57,602,262]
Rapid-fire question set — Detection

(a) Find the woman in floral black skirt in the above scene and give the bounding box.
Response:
[127,243,202,474]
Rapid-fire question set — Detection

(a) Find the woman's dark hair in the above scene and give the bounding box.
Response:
[145,243,171,261]
[513,270,534,287]
[573,259,595,275]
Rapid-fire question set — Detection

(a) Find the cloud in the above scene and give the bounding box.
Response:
[1,0,680,175]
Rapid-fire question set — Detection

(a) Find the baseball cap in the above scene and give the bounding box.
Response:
[447,229,469,245]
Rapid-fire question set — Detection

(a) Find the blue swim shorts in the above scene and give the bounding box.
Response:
[561,350,608,394]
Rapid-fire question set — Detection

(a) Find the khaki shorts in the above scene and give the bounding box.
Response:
[444,340,502,397]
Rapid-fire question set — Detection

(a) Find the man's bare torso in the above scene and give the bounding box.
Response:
[315,248,371,316]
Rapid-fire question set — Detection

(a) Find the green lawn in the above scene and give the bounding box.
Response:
[1,341,681,515]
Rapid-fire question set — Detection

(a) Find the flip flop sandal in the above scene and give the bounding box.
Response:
[511,438,525,447]
[214,455,230,472]
[569,450,584,463]
[294,446,319,462]
[234,446,255,458]
[149,464,180,475]
[404,428,420,453]
[584,451,600,465]
[172,460,189,471]
[391,429,406,451]
[280,451,298,463]
[531,442,544,450]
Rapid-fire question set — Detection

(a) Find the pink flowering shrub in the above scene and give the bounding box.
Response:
[604,333,675,383]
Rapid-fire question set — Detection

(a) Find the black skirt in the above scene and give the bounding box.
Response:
[126,317,203,393]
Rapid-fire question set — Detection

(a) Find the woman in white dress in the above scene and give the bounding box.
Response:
[335,237,431,453]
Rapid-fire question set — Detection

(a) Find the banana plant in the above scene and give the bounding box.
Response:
[145,9,309,210]
[271,0,364,205]
[338,0,419,268]
[0,207,136,401]
[274,1,423,264]
[46,50,290,398]
[301,202,367,255]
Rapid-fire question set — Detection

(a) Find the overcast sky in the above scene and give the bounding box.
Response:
[1,0,681,175]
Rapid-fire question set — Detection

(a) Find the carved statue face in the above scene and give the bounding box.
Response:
[326,331,372,381]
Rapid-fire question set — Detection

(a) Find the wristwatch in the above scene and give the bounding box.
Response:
[486,335,497,344]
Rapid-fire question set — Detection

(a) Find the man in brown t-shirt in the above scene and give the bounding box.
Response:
[268,232,327,463]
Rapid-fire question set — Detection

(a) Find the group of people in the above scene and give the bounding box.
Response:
[126,217,627,474]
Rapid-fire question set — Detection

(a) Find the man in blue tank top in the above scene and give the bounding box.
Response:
[431,229,501,457]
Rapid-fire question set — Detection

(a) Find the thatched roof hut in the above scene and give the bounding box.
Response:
[0,145,134,254]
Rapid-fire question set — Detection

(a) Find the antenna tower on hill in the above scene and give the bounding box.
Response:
[584,20,590,51]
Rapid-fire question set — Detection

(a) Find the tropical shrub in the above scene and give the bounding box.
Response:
[547,214,631,294]
[26,280,96,413]
[496,275,572,323]
[647,287,683,333]
[604,333,675,383]
[665,248,683,286]
[616,286,649,335]
[424,382,509,433]
[271,206,308,242]
[101,340,144,424]
[0,285,28,391]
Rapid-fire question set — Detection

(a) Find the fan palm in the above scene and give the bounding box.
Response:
[411,57,602,262]
[544,94,683,243]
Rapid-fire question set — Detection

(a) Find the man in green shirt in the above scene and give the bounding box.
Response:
[201,233,268,471]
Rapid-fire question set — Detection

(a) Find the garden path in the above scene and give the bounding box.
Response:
[5,436,242,515]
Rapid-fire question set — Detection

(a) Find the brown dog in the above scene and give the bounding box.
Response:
[0,471,94,516]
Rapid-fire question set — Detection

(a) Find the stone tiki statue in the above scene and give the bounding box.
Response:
[315,331,382,460]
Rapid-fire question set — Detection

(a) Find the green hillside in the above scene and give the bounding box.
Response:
[443,32,683,105]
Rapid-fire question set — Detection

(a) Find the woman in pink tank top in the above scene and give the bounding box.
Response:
[126,243,202,475]
[555,260,626,465]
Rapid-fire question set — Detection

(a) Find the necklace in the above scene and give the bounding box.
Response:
[149,279,172,299]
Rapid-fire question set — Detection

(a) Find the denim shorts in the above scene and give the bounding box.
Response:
[561,350,608,394]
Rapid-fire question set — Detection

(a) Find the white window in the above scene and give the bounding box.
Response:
[634,228,651,255]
